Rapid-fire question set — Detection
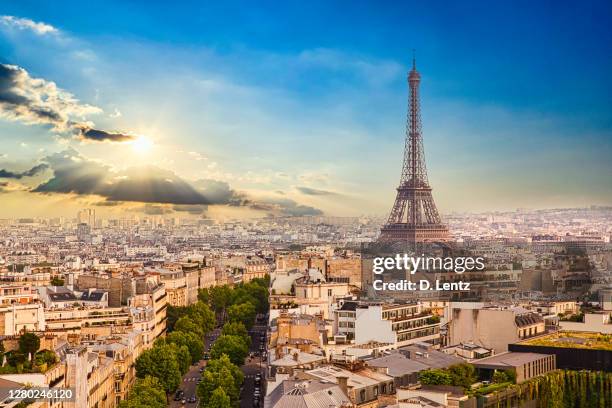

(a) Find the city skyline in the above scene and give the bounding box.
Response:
[1,1,611,219]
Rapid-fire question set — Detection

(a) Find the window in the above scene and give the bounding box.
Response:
[328,289,332,296]
[374,386,378,396]
[359,390,366,402]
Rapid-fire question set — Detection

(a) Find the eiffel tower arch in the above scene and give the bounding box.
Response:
[379,58,450,244]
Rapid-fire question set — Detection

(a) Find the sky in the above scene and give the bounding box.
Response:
[0,1,611,219]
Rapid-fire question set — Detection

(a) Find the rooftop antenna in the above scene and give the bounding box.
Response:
[412,49,416,70]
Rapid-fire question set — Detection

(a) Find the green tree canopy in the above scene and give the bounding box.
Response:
[242,282,269,313]
[207,387,232,408]
[209,285,232,313]
[174,316,204,338]
[197,354,244,405]
[135,344,181,393]
[227,302,257,329]
[221,321,251,347]
[210,335,249,366]
[167,343,191,375]
[197,288,210,304]
[419,369,453,386]
[18,332,40,357]
[187,301,216,335]
[447,363,476,388]
[119,376,167,408]
[166,331,204,364]
[50,276,64,286]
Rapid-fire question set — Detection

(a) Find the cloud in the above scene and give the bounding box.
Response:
[172,204,207,215]
[254,198,323,216]
[192,179,246,206]
[77,126,135,142]
[0,16,58,35]
[14,148,324,215]
[135,204,173,215]
[0,163,48,179]
[296,186,339,196]
[0,64,135,142]
[32,149,209,204]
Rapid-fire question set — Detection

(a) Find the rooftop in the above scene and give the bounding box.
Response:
[520,331,612,351]
[472,352,551,369]
[266,379,350,408]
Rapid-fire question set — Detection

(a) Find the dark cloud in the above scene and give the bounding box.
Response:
[78,126,135,142]
[0,163,48,179]
[32,149,210,204]
[24,148,324,216]
[0,64,134,142]
[138,204,173,215]
[254,198,323,216]
[172,204,208,215]
[192,179,246,206]
[296,186,338,196]
[92,200,122,207]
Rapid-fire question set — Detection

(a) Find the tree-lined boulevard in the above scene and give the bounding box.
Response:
[120,277,270,408]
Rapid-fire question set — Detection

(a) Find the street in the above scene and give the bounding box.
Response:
[240,324,267,408]
[169,327,220,408]
[169,322,267,408]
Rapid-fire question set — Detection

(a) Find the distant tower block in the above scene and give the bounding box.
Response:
[379,57,449,243]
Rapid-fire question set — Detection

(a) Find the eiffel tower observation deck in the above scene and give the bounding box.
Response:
[379,57,450,244]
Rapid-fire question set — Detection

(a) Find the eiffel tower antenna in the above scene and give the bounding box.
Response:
[379,57,449,243]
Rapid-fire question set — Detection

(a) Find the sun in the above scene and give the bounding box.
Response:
[131,136,153,154]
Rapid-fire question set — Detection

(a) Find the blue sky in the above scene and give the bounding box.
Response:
[0,1,611,218]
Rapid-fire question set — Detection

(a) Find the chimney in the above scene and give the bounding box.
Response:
[337,376,349,397]
[293,352,299,362]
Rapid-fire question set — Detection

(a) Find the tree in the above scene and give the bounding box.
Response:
[174,316,204,338]
[50,276,64,286]
[165,305,185,332]
[169,343,191,375]
[187,301,216,335]
[119,376,166,408]
[447,363,476,388]
[210,335,249,366]
[419,369,452,385]
[221,321,251,347]
[18,332,40,357]
[210,285,232,314]
[227,302,256,329]
[197,288,210,304]
[166,331,204,364]
[34,350,57,369]
[492,370,508,384]
[207,387,231,408]
[197,354,243,405]
[135,344,181,393]
[243,282,269,313]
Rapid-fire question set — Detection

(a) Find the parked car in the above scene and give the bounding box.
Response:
[174,391,183,401]
[188,395,197,403]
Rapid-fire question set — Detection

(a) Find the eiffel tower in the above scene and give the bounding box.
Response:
[379,57,449,243]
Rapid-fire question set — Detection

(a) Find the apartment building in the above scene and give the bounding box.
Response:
[0,302,45,335]
[449,304,546,353]
[0,283,39,305]
[151,268,187,307]
[333,301,441,347]
[44,307,131,336]
[90,331,145,406]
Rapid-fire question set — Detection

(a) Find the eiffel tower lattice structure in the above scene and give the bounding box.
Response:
[379,58,450,244]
